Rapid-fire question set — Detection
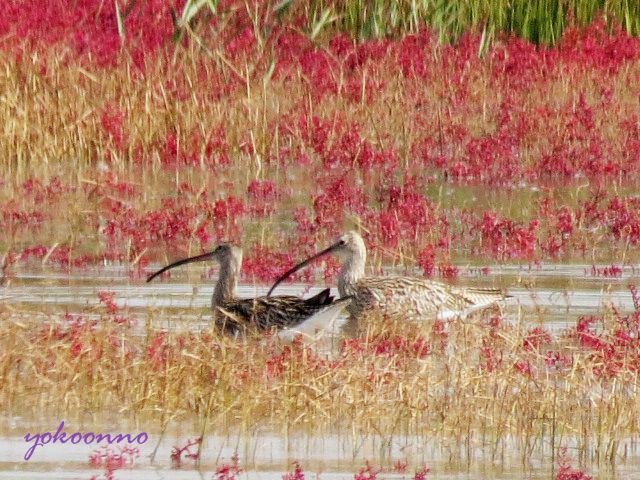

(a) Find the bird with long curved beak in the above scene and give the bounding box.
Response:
[267,231,509,322]
[147,244,351,341]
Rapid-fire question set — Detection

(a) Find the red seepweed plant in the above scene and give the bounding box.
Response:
[215,452,243,480]
[283,461,305,480]
[2,9,640,274]
[170,436,202,467]
[89,445,140,480]
[556,448,592,480]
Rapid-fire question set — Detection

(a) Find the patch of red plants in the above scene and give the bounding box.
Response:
[171,436,202,467]
[283,461,305,480]
[7,19,640,273]
[215,452,242,480]
[556,448,592,480]
[89,445,140,480]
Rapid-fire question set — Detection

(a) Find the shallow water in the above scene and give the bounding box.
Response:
[2,263,640,479]
[1,262,638,331]
[2,423,640,480]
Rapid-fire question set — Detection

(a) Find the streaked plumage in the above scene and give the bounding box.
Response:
[147,244,350,339]
[337,275,506,321]
[268,231,508,321]
[214,288,345,334]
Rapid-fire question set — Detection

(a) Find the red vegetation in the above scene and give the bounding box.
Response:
[170,436,202,467]
[215,452,243,480]
[283,461,305,480]
[354,462,382,480]
[556,448,592,480]
[2,7,640,278]
[89,445,140,480]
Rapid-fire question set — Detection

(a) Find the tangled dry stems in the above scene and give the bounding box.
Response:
[2,301,639,465]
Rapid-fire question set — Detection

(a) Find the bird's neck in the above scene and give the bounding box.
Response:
[213,260,239,307]
[338,252,365,296]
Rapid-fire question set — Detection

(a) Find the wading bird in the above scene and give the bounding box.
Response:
[267,231,508,321]
[147,244,351,341]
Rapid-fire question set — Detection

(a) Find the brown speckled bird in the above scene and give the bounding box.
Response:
[147,244,351,340]
[268,231,508,322]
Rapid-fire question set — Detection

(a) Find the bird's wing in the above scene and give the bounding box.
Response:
[356,276,506,320]
[214,305,253,333]
[224,295,342,331]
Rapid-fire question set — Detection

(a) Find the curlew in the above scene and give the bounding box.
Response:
[147,244,351,341]
[267,231,508,321]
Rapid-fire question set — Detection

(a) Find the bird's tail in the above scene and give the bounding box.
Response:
[464,287,511,303]
[304,288,334,306]
[278,296,352,343]
[438,287,510,321]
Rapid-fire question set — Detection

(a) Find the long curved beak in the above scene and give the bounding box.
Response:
[267,242,341,296]
[147,251,216,283]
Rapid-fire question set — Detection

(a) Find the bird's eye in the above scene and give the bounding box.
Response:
[339,239,346,245]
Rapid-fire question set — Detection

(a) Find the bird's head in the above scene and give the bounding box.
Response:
[266,230,366,296]
[146,243,242,282]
